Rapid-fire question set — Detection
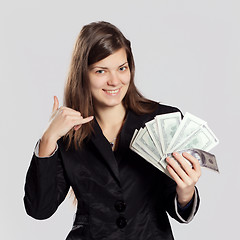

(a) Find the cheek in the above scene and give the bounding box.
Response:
[90,77,106,90]
[122,72,131,85]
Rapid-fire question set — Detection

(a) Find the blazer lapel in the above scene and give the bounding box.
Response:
[119,110,147,148]
[90,119,121,186]
[90,110,148,186]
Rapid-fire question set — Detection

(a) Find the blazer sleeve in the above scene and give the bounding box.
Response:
[161,174,200,223]
[23,140,70,220]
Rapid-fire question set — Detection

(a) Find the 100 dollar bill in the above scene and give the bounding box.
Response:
[130,112,219,176]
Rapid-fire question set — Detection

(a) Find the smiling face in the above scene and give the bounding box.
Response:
[88,48,131,111]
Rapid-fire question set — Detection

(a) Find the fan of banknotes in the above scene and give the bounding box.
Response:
[130,112,219,177]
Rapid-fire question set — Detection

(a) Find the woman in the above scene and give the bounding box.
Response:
[24,21,201,240]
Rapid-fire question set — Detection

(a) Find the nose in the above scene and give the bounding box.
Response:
[107,72,120,86]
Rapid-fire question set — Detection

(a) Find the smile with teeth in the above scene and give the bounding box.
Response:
[104,88,120,95]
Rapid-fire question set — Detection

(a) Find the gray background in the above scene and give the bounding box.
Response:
[1,0,239,239]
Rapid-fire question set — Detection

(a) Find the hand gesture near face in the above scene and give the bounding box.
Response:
[39,96,94,157]
[166,152,201,207]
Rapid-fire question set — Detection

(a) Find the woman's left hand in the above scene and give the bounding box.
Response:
[166,152,201,207]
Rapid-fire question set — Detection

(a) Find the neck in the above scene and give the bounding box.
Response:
[94,104,126,129]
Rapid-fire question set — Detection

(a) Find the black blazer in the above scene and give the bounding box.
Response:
[24,103,200,240]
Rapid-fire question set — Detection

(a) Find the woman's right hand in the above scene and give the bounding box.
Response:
[39,96,94,157]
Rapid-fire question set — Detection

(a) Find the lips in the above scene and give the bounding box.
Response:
[103,88,120,95]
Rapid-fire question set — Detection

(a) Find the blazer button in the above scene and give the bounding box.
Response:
[116,216,127,228]
[114,200,126,212]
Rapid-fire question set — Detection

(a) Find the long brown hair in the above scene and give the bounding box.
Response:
[63,21,157,150]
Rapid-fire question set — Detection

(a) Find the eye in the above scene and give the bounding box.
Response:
[96,70,105,74]
[119,66,128,71]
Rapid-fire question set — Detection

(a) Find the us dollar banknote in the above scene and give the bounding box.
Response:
[160,124,219,168]
[130,112,219,176]
[130,129,168,175]
[166,112,207,153]
[155,112,181,154]
[136,127,162,162]
[145,119,163,157]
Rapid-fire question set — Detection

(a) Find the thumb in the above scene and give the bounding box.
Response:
[52,96,59,113]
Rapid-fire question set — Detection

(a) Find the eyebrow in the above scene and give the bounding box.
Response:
[90,61,128,70]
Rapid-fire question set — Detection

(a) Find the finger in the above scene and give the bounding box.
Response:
[173,152,194,175]
[81,116,94,124]
[74,124,83,131]
[58,108,82,117]
[174,152,201,182]
[73,116,94,131]
[182,152,201,177]
[167,164,184,187]
[52,96,59,113]
[71,116,94,128]
[166,156,191,182]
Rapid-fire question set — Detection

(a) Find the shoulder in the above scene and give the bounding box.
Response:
[140,100,183,118]
[126,101,183,130]
[154,102,183,117]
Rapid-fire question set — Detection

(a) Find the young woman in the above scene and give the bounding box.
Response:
[24,21,201,240]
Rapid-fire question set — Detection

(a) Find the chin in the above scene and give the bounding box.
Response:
[95,99,123,109]
[104,101,123,108]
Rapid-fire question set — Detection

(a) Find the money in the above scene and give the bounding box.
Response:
[160,124,219,168]
[130,129,169,176]
[129,112,219,176]
[166,112,206,153]
[145,119,163,158]
[155,112,181,153]
[136,127,161,162]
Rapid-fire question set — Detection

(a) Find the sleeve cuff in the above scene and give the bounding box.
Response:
[34,139,58,158]
[174,188,198,223]
[177,196,194,211]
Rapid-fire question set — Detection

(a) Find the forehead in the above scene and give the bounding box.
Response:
[90,48,127,69]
